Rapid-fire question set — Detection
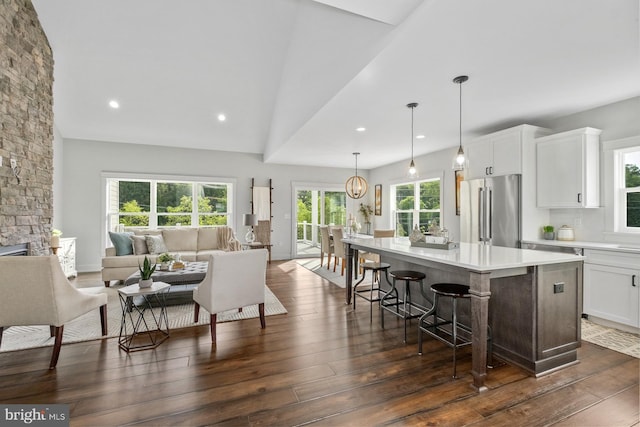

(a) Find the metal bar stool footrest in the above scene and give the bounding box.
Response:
[418,283,492,379]
[381,270,429,343]
[353,262,391,323]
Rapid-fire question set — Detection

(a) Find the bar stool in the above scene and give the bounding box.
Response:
[381,270,430,343]
[418,283,492,378]
[353,262,391,322]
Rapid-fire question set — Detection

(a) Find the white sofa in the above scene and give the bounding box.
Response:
[102,226,240,287]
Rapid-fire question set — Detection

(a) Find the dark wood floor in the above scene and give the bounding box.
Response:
[0,260,638,426]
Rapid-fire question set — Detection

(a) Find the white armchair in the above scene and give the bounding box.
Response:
[0,255,108,369]
[193,249,268,344]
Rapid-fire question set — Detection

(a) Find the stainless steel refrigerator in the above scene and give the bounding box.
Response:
[460,174,521,248]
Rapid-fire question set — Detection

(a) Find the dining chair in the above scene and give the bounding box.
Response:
[360,229,396,264]
[332,227,347,276]
[319,226,333,270]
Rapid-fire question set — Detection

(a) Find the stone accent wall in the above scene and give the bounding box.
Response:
[0,0,54,255]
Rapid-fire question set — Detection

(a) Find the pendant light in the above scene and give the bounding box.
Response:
[345,152,368,199]
[407,102,418,176]
[453,75,468,169]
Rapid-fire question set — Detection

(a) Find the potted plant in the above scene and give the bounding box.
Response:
[359,203,373,234]
[138,256,156,288]
[542,225,555,240]
[157,252,174,271]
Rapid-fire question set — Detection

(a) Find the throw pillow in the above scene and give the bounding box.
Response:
[130,235,149,255]
[108,231,134,256]
[145,234,168,254]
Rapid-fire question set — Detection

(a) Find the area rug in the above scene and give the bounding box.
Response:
[297,257,345,288]
[0,285,287,352]
[581,318,640,359]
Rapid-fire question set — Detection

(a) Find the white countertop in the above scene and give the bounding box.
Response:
[522,239,640,254]
[343,238,584,272]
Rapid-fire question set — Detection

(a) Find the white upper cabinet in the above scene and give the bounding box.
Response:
[463,125,552,242]
[466,141,493,179]
[466,129,521,179]
[536,127,601,208]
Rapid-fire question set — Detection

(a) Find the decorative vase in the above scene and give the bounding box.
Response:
[543,232,555,240]
[159,262,170,271]
[51,235,60,248]
[139,278,153,288]
[409,225,424,243]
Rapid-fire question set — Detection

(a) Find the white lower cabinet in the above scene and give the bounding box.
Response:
[583,249,639,328]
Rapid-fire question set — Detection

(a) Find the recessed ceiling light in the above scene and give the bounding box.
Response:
[108,100,119,109]
[416,134,425,139]
[356,127,366,132]
[217,113,226,122]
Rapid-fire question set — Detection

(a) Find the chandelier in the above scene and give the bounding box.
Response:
[345,152,368,199]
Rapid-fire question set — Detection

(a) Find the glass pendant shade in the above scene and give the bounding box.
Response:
[407,102,418,177]
[453,75,468,170]
[346,152,368,199]
[408,159,417,176]
[455,146,465,166]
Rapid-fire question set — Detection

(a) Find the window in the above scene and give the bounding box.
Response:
[391,177,442,236]
[106,177,233,231]
[619,148,640,231]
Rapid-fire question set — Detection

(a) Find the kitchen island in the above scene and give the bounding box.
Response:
[343,237,584,392]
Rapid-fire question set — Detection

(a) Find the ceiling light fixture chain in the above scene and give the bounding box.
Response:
[406,102,418,176]
[345,152,368,199]
[453,75,468,169]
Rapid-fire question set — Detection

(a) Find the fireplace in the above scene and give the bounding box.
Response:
[0,243,30,256]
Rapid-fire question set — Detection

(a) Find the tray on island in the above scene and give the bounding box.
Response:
[410,241,459,250]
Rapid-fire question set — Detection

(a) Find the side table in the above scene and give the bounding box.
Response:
[53,237,77,278]
[118,281,171,352]
[241,242,272,263]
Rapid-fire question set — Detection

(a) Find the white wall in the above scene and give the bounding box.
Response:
[62,138,367,272]
[52,125,63,230]
[59,97,640,272]
[368,97,640,245]
[368,147,461,241]
[537,96,640,242]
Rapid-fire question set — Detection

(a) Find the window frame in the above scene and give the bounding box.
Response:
[102,172,236,248]
[390,172,443,236]
[616,147,640,233]
[603,136,640,238]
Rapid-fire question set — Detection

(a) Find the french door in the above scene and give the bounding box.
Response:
[293,183,346,258]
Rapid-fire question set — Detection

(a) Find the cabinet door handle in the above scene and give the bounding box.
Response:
[633,275,637,287]
[485,167,489,176]
[577,193,582,203]
[489,166,493,175]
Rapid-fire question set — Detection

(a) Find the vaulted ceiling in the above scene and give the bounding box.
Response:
[32,0,640,169]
